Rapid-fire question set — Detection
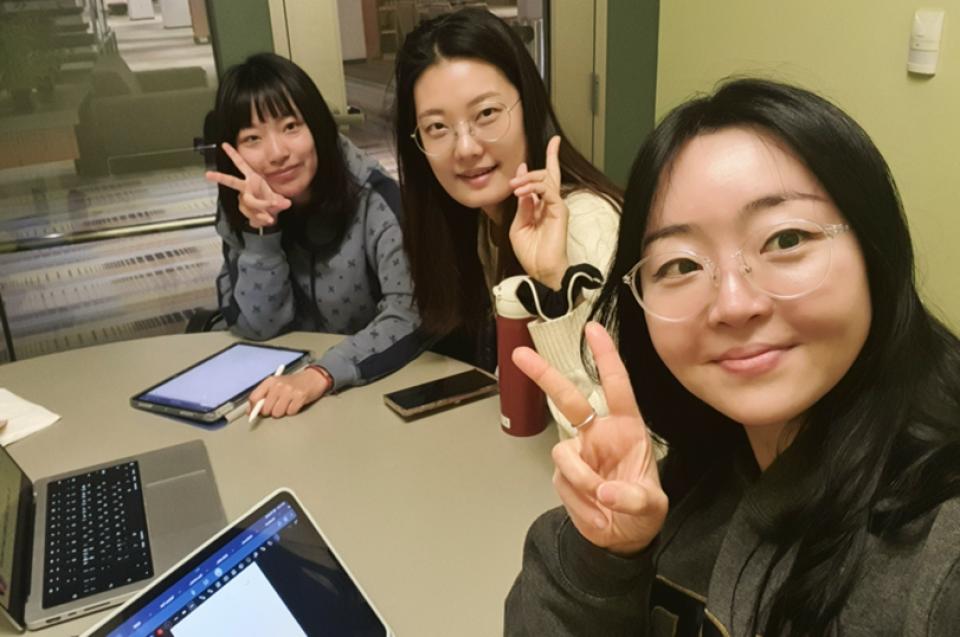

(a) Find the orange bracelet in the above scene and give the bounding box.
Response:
[306,364,334,388]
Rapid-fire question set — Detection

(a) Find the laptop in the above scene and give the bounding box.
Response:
[0,439,226,631]
[82,489,394,637]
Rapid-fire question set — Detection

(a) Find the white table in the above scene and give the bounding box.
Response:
[0,332,559,636]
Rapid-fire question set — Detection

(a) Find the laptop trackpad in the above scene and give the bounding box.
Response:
[143,470,226,572]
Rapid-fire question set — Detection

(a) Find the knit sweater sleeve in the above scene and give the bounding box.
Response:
[215,208,296,340]
[526,191,620,436]
[504,507,653,636]
[313,183,424,390]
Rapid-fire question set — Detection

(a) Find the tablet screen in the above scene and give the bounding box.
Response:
[86,491,389,637]
[136,344,309,413]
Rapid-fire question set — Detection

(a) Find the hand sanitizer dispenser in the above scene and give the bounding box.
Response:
[907,9,946,76]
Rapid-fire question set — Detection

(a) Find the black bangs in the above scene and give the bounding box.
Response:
[220,71,298,145]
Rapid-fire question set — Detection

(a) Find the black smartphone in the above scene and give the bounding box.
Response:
[383,368,499,419]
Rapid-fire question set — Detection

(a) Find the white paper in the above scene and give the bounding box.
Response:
[0,388,61,446]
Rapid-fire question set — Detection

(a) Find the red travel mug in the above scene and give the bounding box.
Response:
[493,277,547,437]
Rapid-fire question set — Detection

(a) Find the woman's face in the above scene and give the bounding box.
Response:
[412,58,527,220]
[641,127,871,429]
[235,102,318,205]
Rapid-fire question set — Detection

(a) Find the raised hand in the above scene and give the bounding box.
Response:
[512,322,668,555]
[508,135,570,290]
[205,142,292,229]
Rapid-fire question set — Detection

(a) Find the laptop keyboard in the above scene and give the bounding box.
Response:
[42,461,154,608]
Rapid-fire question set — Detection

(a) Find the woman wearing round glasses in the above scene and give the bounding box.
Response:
[394,9,622,436]
[505,78,960,635]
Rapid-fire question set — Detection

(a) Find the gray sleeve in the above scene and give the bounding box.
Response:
[216,219,295,340]
[504,507,653,636]
[314,189,424,389]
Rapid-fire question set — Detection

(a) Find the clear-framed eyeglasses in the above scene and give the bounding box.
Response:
[622,219,852,322]
[411,98,521,156]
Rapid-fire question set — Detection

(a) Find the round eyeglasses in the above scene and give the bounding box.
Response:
[411,99,521,156]
[622,219,851,322]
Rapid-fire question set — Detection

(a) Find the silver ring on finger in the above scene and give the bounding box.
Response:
[572,410,596,431]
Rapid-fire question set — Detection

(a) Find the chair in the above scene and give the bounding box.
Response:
[75,54,216,175]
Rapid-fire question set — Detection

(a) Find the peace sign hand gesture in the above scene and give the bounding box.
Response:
[205,142,292,229]
[513,322,668,555]
[509,135,570,290]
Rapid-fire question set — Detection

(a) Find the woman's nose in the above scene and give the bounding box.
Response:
[452,122,483,159]
[706,265,774,328]
[265,134,289,163]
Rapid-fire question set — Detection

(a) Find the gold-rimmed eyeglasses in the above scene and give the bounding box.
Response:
[622,219,852,322]
[411,98,521,156]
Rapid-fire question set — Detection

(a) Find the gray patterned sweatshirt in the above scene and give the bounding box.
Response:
[215,136,423,391]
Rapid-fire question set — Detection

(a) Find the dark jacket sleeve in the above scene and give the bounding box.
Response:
[215,206,295,340]
[313,180,425,389]
[505,507,654,636]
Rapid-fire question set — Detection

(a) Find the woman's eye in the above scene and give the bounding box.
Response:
[763,229,813,252]
[238,135,259,145]
[653,258,703,280]
[284,121,301,132]
[475,106,503,123]
[423,122,449,137]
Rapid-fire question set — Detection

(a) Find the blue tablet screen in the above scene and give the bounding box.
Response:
[139,344,307,412]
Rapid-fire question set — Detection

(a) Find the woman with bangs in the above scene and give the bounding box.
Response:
[206,53,423,418]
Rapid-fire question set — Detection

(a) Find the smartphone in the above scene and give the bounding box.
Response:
[383,368,499,419]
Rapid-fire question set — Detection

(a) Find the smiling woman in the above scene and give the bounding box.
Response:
[204,53,425,419]
[505,78,960,636]
[394,9,624,438]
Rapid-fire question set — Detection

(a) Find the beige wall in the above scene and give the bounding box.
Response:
[657,1,959,328]
[267,0,347,114]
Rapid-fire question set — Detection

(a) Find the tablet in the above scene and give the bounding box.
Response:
[81,488,393,637]
[131,343,310,422]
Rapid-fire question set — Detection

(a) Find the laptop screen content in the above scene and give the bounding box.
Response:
[0,445,39,627]
[96,494,386,637]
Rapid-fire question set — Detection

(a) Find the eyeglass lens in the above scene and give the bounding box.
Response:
[631,219,839,320]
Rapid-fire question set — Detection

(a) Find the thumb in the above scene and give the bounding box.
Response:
[596,480,650,516]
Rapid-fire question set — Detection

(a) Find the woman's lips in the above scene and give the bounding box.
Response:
[457,165,497,188]
[714,346,792,376]
[267,165,300,183]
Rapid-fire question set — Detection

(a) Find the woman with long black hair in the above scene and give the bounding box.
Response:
[505,78,960,635]
[394,9,623,437]
[207,53,422,418]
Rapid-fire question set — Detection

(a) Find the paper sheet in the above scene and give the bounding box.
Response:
[0,388,61,446]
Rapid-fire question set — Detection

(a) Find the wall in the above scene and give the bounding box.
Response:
[602,0,658,187]
[657,1,959,328]
[268,0,347,114]
[206,0,274,78]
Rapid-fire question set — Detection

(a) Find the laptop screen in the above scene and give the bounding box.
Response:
[0,444,37,628]
[87,490,388,637]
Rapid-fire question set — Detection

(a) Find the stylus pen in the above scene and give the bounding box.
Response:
[249,364,285,423]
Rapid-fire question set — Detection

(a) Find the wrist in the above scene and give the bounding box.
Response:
[305,364,334,394]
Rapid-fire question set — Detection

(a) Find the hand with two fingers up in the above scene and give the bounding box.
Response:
[512,321,668,555]
[248,368,332,419]
[509,135,571,290]
[205,142,293,230]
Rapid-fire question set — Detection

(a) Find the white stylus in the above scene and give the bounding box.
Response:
[249,364,285,423]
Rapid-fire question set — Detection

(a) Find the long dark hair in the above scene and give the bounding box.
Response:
[211,53,357,250]
[395,8,622,334]
[591,77,960,635]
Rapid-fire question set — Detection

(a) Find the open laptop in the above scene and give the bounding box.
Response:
[0,439,226,631]
[82,489,394,637]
